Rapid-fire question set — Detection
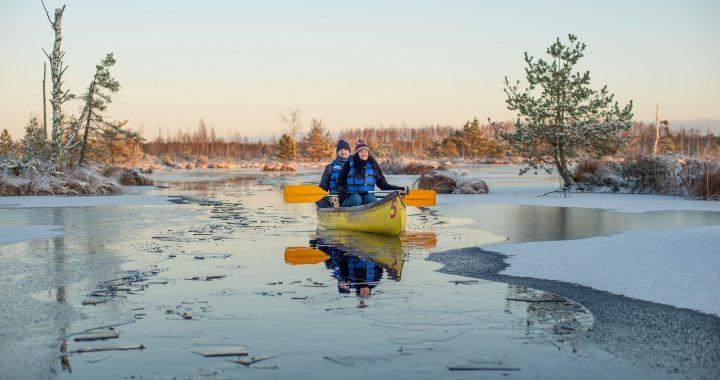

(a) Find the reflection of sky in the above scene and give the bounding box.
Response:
[440,203,720,244]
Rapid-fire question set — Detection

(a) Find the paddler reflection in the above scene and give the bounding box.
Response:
[285,230,436,298]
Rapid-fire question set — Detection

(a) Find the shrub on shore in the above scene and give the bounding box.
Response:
[0,166,153,196]
[574,155,719,199]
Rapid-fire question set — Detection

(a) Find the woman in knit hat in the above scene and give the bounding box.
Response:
[336,139,406,207]
[316,139,351,208]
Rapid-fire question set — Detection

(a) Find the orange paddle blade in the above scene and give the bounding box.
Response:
[404,189,436,207]
[284,247,329,265]
[283,184,328,203]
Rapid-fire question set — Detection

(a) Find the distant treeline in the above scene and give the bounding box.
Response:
[4,119,719,168]
[622,122,719,158]
[141,119,720,162]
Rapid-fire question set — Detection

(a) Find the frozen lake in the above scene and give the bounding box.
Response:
[1,165,718,380]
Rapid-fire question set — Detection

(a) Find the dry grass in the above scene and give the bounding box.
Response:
[573,159,603,183]
[0,165,152,196]
[101,166,154,186]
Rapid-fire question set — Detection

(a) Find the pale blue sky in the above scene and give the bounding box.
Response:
[1,0,719,139]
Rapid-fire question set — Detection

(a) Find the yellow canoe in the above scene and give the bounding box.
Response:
[316,191,407,236]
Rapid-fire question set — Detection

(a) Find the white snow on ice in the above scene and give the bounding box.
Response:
[497,225,720,316]
[0,225,67,245]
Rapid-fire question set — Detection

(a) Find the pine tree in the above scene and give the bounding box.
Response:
[493,34,633,187]
[0,129,14,156]
[276,133,297,160]
[77,53,122,165]
[21,116,50,162]
[460,118,493,159]
[303,119,333,161]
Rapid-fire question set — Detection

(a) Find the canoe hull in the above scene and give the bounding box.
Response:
[316,192,407,236]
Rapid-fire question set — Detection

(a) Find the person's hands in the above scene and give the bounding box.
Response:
[399,186,409,196]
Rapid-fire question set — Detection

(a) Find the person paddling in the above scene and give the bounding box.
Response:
[316,139,351,208]
[336,139,406,207]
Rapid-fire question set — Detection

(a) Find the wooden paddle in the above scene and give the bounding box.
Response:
[283,185,436,207]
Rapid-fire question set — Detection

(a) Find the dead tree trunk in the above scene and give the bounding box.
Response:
[43,62,48,137]
[652,103,660,156]
[42,1,67,168]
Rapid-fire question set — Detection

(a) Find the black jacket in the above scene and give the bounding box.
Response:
[318,163,333,192]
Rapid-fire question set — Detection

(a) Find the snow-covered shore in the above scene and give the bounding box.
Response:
[498,225,720,316]
[436,186,720,317]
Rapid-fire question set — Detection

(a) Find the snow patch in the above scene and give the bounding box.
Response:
[497,225,720,316]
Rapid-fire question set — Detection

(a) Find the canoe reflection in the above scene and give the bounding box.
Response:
[285,230,436,298]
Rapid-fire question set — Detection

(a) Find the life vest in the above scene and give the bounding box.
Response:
[328,159,344,193]
[346,160,376,193]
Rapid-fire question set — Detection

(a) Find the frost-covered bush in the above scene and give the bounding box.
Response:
[0,164,153,196]
[573,155,719,199]
[0,155,55,177]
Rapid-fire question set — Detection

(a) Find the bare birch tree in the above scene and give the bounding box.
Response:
[41,1,73,169]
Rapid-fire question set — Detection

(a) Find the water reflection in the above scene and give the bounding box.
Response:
[441,203,720,243]
[285,230,436,298]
